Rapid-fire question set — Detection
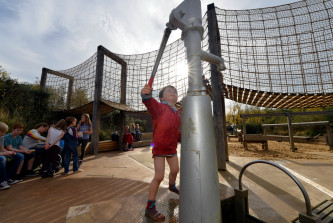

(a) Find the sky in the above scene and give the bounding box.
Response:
[0,0,299,84]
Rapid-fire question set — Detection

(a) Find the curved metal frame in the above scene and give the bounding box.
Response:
[238,160,313,216]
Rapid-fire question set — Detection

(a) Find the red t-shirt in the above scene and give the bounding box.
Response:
[143,98,181,156]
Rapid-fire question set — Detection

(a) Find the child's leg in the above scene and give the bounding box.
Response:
[148,156,165,200]
[64,148,71,173]
[166,156,179,185]
[72,146,79,172]
[166,156,179,194]
[146,156,166,221]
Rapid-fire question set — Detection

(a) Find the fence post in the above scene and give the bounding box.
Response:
[326,122,333,150]
[287,113,296,152]
[91,46,104,155]
[207,3,227,170]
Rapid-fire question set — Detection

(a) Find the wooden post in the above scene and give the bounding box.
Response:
[287,114,296,152]
[263,126,267,136]
[326,122,333,150]
[96,45,128,150]
[207,3,227,170]
[40,68,47,91]
[119,62,127,150]
[67,79,73,110]
[91,46,104,155]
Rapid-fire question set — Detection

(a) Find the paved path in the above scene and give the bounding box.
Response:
[0,146,332,222]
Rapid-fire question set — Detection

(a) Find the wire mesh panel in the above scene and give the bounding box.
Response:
[43,0,333,111]
[115,39,188,111]
[216,0,333,95]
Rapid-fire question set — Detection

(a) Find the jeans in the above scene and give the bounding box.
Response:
[7,153,24,179]
[64,144,79,173]
[0,156,7,182]
[78,138,88,160]
[43,145,59,173]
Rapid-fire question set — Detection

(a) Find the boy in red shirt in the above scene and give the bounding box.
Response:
[141,84,181,221]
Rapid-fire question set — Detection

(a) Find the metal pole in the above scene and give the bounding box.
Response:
[148,28,172,87]
[170,0,221,222]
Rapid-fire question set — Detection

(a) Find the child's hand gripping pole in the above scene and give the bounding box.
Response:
[148,27,172,87]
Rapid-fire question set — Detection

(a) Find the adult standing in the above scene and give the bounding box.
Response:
[77,113,93,165]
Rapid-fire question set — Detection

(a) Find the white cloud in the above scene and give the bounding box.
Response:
[0,0,299,83]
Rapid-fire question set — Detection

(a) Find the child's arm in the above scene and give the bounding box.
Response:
[26,129,46,141]
[45,128,51,150]
[47,131,65,149]
[141,84,160,119]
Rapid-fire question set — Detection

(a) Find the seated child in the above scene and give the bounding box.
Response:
[124,125,133,151]
[135,123,142,141]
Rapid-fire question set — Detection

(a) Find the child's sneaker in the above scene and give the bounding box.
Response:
[145,206,165,221]
[0,181,10,190]
[8,179,21,185]
[73,169,83,174]
[26,170,39,177]
[169,184,179,195]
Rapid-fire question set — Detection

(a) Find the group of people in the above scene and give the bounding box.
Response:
[0,113,92,190]
[1,81,181,222]
[123,123,142,151]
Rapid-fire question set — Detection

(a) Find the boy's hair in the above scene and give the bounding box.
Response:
[66,117,77,126]
[35,123,49,129]
[0,122,9,133]
[159,85,177,101]
[82,113,92,125]
[12,123,24,130]
[54,119,66,131]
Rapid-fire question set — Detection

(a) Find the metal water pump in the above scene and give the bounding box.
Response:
[167,0,226,222]
[151,0,226,222]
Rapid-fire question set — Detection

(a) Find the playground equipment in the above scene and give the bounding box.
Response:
[40,0,333,156]
[235,160,333,223]
[150,0,227,222]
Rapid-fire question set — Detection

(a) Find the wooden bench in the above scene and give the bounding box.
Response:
[133,132,153,148]
[80,141,119,155]
[98,140,119,152]
[82,132,153,154]
[293,199,333,223]
[243,134,268,150]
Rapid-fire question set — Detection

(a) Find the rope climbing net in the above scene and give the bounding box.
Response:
[42,0,333,111]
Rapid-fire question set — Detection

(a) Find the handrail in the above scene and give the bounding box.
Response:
[238,160,313,216]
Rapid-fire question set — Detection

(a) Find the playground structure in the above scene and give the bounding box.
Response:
[40,0,333,157]
[39,0,333,222]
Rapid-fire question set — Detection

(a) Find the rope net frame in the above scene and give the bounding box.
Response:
[217,0,333,108]
[43,0,333,112]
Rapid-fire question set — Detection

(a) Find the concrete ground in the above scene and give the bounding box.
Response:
[0,145,332,223]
